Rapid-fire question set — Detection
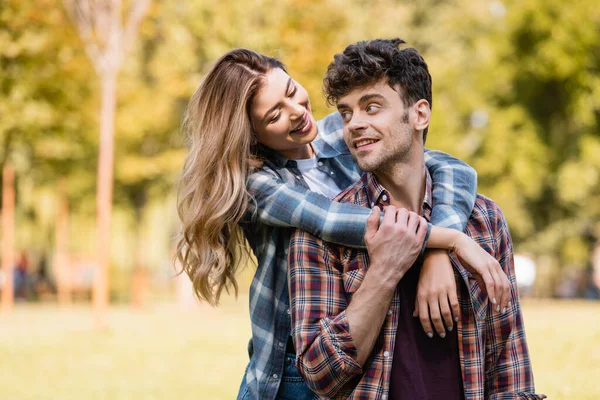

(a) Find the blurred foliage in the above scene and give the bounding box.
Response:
[0,0,598,296]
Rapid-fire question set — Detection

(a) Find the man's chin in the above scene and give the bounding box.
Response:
[356,159,377,173]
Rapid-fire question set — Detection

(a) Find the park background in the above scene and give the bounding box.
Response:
[1,0,599,399]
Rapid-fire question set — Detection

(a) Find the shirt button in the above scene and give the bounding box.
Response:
[383,351,390,357]
[318,161,323,166]
[382,194,388,201]
[272,373,278,379]
[278,342,284,348]
[370,202,375,207]
[329,171,335,176]
[287,308,291,315]
[387,310,392,316]
[382,395,388,400]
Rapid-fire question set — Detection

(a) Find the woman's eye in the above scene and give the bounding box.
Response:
[288,85,298,97]
[270,112,281,123]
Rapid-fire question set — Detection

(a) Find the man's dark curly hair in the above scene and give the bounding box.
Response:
[323,38,432,142]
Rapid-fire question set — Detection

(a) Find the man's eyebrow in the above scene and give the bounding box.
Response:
[336,93,387,111]
[358,93,386,105]
[262,78,293,121]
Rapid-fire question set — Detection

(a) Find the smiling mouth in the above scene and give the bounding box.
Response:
[290,113,311,134]
[355,139,378,149]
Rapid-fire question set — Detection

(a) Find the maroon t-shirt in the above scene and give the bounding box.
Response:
[388,260,465,400]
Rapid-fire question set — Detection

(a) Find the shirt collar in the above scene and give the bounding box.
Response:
[422,167,433,220]
[311,133,344,159]
[364,166,433,220]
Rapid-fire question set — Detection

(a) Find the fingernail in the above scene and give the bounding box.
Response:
[492,298,497,304]
[448,326,453,332]
[427,332,433,338]
[440,333,446,338]
[503,307,507,313]
[496,305,500,312]
[454,316,459,322]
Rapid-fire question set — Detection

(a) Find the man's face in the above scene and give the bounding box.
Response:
[337,80,417,173]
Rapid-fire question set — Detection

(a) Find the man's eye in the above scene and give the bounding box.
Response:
[340,111,352,123]
[366,104,379,113]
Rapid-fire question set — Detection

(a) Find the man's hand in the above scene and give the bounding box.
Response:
[453,233,511,314]
[365,206,428,287]
[413,250,459,338]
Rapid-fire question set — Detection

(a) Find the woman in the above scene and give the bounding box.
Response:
[176,49,509,400]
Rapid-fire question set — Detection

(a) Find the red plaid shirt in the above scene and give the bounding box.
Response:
[289,171,545,400]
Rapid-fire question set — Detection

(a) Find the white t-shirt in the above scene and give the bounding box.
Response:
[295,157,343,199]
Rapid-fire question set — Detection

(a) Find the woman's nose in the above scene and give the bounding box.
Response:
[288,100,305,119]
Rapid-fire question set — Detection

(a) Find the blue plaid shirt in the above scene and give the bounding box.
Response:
[240,112,477,400]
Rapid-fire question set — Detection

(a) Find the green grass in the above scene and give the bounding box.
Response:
[0,298,598,399]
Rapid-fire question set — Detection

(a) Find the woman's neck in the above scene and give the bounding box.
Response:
[280,143,314,160]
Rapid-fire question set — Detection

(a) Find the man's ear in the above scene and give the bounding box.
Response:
[413,99,431,134]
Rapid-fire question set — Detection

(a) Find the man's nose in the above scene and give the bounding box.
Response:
[347,115,368,132]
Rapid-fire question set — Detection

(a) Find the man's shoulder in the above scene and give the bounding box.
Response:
[471,194,506,224]
[466,194,509,245]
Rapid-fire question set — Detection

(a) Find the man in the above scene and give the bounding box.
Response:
[288,38,545,399]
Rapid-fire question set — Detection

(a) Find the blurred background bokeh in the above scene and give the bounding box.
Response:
[1,0,599,399]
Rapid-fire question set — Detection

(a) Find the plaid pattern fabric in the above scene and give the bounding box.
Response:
[240,112,478,400]
[289,170,545,400]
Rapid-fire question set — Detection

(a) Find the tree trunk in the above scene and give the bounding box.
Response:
[55,177,71,305]
[593,241,600,291]
[1,163,15,313]
[131,193,147,309]
[93,73,117,328]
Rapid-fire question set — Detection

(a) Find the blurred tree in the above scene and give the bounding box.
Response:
[1,164,15,312]
[64,0,151,323]
[2,0,597,302]
[499,0,600,295]
[399,0,600,296]
[1,0,96,310]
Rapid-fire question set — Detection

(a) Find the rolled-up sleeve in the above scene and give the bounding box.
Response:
[288,229,363,397]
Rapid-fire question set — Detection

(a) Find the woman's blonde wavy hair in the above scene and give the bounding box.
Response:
[176,49,285,306]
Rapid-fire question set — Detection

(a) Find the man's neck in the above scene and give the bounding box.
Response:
[375,148,426,213]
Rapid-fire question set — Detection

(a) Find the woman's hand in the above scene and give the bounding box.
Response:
[453,233,511,314]
[414,250,459,338]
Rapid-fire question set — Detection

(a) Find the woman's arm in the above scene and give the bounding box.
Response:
[247,150,477,249]
[415,150,478,337]
[425,225,511,314]
[425,148,477,231]
[246,169,371,248]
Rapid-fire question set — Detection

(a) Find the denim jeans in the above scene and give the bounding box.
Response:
[236,353,316,400]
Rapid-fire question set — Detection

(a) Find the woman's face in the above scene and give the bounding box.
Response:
[249,68,318,160]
